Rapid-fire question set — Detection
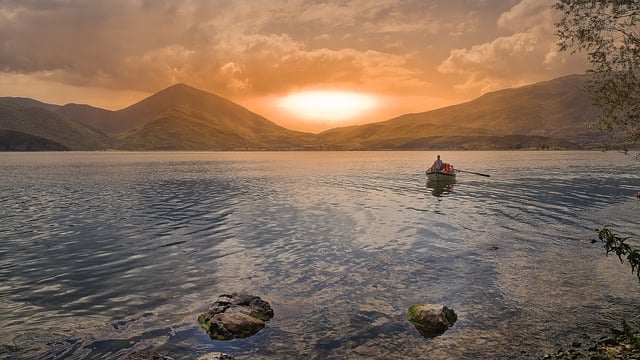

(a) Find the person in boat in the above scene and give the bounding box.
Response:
[431,155,443,171]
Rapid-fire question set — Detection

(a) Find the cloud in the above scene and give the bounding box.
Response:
[437,0,586,93]
[0,0,438,98]
[0,0,587,114]
[240,46,428,96]
[0,1,208,84]
[497,0,554,33]
[437,32,541,93]
[448,11,481,38]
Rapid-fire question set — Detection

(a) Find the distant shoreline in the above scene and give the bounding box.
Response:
[1,147,635,152]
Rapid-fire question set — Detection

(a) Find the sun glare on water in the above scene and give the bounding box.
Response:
[278,90,378,123]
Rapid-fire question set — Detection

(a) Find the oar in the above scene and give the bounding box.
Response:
[457,169,490,177]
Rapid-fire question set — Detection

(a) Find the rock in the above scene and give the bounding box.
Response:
[598,336,620,346]
[542,326,640,360]
[196,353,236,360]
[123,350,236,360]
[406,304,457,338]
[198,293,274,340]
[122,350,174,360]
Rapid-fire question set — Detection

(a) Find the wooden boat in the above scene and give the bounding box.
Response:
[425,169,457,182]
[426,162,457,182]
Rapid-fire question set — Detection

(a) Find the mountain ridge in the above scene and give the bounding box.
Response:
[0,100,113,150]
[0,74,606,150]
[113,83,316,150]
[0,129,69,151]
[316,74,602,149]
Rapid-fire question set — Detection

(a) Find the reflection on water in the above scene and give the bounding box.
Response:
[0,151,639,359]
[426,179,455,197]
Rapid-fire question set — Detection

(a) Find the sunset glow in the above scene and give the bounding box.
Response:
[0,1,588,132]
[277,91,378,123]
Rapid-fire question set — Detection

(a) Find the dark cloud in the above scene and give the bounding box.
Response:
[0,1,219,87]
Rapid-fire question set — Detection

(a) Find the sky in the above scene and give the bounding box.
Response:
[0,0,587,133]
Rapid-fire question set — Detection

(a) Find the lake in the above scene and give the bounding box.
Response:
[1,151,639,359]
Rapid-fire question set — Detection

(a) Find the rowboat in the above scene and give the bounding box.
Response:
[425,169,457,182]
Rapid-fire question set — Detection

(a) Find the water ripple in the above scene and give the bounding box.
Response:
[1,151,639,359]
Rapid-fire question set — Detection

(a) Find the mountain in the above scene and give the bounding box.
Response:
[318,74,603,150]
[58,84,316,150]
[0,129,69,151]
[112,84,316,150]
[0,74,606,151]
[0,100,113,150]
[0,84,316,150]
[0,97,59,112]
[56,103,117,133]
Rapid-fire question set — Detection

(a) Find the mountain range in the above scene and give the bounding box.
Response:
[0,74,604,151]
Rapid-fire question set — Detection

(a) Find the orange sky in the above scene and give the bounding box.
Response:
[0,0,586,133]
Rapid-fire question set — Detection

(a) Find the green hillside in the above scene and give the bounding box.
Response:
[0,101,113,150]
[317,74,603,150]
[0,129,69,151]
[113,84,316,150]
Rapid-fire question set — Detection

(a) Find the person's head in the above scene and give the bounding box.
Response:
[437,155,440,159]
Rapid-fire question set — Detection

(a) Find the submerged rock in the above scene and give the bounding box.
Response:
[196,353,236,360]
[542,327,640,360]
[123,350,235,360]
[198,293,274,340]
[406,304,457,338]
[122,350,174,360]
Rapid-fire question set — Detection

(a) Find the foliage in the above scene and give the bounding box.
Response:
[554,0,640,147]
[621,319,640,355]
[596,225,640,281]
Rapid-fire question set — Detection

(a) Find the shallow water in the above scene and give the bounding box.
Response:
[1,151,639,359]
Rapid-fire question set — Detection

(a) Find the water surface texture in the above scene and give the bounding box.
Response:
[1,151,639,359]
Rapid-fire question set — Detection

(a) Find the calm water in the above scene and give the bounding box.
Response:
[1,151,639,359]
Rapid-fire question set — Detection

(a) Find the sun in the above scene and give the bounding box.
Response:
[277,90,379,123]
